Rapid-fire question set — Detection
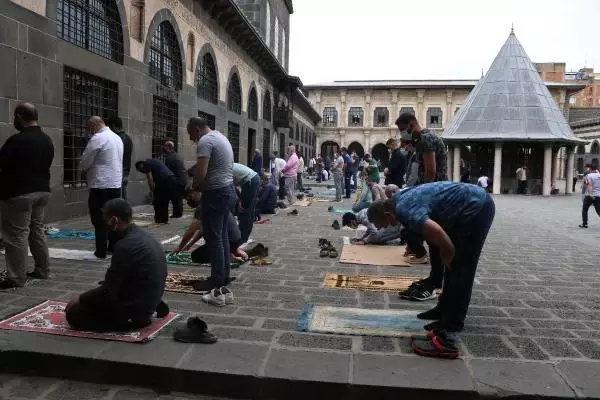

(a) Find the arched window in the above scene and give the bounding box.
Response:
[149,21,182,90]
[323,107,337,127]
[374,107,389,127]
[187,33,195,71]
[197,52,218,104]
[227,73,242,114]
[248,87,258,121]
[263,91,272,121]
[591,141,600,155]
[348,107,364,126]
[57,0,124,63]
[427,107,443,129]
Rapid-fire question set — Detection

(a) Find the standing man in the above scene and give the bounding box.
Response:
[0,103,54,289]
[332,150,345,202]
[251,149,263,174]
[297,153,305,192]
[364,153,381,184]
[233,162,259,243]
[187,117,235,291]
[281,145,299,203]
[80,116,123,260]
[579,163,600,229]
[106,117,132,200]
[135,159,177,224]
[341,147,352,199]
[516,165,527,194]
[384,138,407,188]
[394,112,448,301]
[163,141,188,218]
[271,152,286,200]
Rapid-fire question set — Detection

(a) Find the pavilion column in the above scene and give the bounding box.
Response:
[447,145,454,180]
[566,147,575,194]
[552,148,560,187]
[452,146,461,182]
[493,142,502,194]
[543,144,552,197]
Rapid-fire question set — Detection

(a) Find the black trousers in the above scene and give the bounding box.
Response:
[517,180,527,194]
[402,229,444,289]
[344,176,351,198]
[582,196,600,225]
[171,183,185,218]
[66,301,150,333]
[278,176,286,200]
[88,188,121,258]
[153,177,177,223]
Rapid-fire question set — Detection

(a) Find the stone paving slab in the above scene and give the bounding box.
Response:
[0,194,599,398]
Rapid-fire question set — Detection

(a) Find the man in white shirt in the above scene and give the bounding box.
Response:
[332,150,345,202]
[580,164,600,228]
[80,116,124,259]
[477,173,490,190]
[516,166,527,194]
[271,153,286,200]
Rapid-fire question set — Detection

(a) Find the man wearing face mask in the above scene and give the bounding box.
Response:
[0,103,54,289]
[65,198,169,332]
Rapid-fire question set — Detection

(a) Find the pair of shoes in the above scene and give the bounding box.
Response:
[0,278,22,290]
[328,205,334,212]
[411,329,460,359]
[296,194,304,200]
[287,209,299,216]
[332,220,340,230]
[400,281,439,302]
[405,254,429,264]
[26,270,48,280]
[579,224,588,228]
[319,240,338,258]
[156,300,170,318]
[246,243,269,258]
[174,317,218,344]
[202,287,234,307]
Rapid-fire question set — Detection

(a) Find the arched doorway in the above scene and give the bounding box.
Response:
[348,141,365,158]
[591,141,600,155]
[371,143,389,169]
[320,141,339,159]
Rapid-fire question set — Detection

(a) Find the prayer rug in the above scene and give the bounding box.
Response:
[328,208,353,214]
[323,273,423,292]
[297,305,425,337]
[164,251,244,268]
[293,199,311,207]
[339,241,411,266]
[47,230,95,240]
[0,301,179,343]
[165,272,209,294]
[133,212,155,218]
[1,248,110,261]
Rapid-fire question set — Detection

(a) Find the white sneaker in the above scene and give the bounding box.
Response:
[202,288,226,307]
[221,287,234,305]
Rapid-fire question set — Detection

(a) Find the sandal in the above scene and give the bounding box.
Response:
[328,246,338,258]
[173,317,218,344]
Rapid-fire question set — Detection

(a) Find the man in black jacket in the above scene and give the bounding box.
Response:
[384,138,407,187]
[163,141,188,218]
[65,199,168,331]
[107,117,133,200]
[0,103,54,289]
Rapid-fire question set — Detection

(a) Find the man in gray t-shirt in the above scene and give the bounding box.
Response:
[187,117,236,292]
[580,164,600,228]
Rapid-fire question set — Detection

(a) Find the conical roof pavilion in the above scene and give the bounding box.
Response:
[442,30,584,144]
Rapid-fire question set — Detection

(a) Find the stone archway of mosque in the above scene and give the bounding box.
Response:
[501,142,545,194]
[348,141,365,158]
[591,141,600,155]
[371,143,389,169]
[320,141,339,159]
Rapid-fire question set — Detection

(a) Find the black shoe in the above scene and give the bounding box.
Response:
[26,270,48,280]
[0,278,22,290]
[246,243,268,258]
[579,224,588,228]
[412,334,459,359]
[419,307,443,321]
[93,252,107,259]
[332,220,340,230]
[424,319,464,332]
[192,278,223,292]
[156,300,170,318]
[173,317,218,344]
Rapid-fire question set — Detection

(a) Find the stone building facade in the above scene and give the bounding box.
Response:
[569,107,600,171]
[0,0,319,220]
[305,80,581,170]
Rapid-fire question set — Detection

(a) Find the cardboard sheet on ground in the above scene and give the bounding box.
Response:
[165,272,209,294]
[339,242,410,266]
[0,301,178,343]
[324,273,423,292]
[293,199,311,206]
[1,248,110,261]
[297,305,425,337]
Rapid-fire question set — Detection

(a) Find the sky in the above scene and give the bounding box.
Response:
[288,0,600,84]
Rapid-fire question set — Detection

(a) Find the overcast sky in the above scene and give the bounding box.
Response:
[288,0,600,84]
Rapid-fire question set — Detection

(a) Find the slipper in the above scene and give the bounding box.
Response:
[332,220,340,230]
[411,337,459,359]
[328,206,334,212]
[319,248,329,257]
[328,247,338,258]
[318,238,329,247]
[173,317,218,344]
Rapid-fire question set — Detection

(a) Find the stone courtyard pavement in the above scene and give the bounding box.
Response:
[0,192,600,399]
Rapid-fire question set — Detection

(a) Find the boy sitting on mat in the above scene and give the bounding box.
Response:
[65,199,169,332]
[367,181,495,359]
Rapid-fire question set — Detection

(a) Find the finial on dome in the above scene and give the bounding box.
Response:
[511,23,514,35]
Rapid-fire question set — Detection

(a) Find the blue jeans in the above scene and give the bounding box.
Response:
[239,175,260,243]
[201,185,236,285]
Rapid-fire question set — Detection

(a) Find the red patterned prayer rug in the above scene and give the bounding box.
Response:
[0,300,179,343]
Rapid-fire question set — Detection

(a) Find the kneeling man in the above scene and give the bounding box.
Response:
[66,199,168,332]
